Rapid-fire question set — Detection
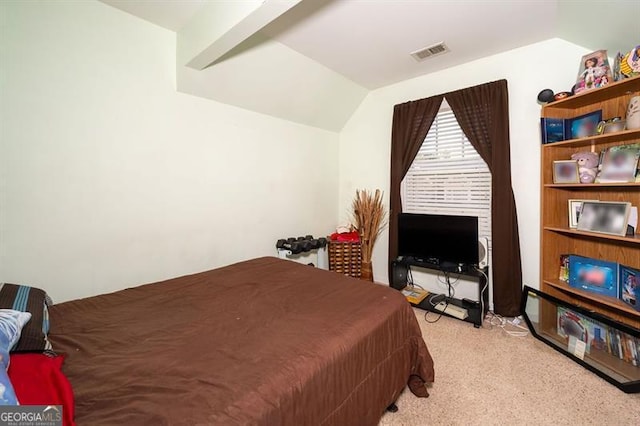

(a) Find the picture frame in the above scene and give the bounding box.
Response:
[619,264,640,312]
[576,200,631,236]
[567,110,602,139]
[568,199,594,229]
[575,50,613,94]
[596,144,640,183]
[540,117,567,144]
[568,255,618,298]
[553,160,580,184]
[596,119,626,135]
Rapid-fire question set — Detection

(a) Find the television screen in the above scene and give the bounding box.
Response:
[398,213,479,266]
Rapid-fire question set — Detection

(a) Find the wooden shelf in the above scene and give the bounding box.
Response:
[543,226,640,244]
[540,73,640,337]
[542,75,640,110]
[539,329,640,382]
[541,128,640,149]
[544,182,640,188]
[543,279,640,318]
[588,344,640,382]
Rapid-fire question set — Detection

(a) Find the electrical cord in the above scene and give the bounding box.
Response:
[472,266,527,336]
[484,311,529,337]
[437,270,461,286]
[437,271,459,299]
[418,265,528,335]
[406,266,425,290]
[424,270,455,323]
[475,267,489,324]
[424,304,445,323]
[431,270,456,299]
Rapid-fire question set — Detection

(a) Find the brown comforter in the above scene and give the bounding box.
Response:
[48,257,434,425]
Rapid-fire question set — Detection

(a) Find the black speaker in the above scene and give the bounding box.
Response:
[390,261,408,290]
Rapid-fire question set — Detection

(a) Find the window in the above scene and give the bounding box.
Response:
[401,104,492,249]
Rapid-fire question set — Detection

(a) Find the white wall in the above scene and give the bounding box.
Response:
[0,1,339,303]
[338,38,590,302]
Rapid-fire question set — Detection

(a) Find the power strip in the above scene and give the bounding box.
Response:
[434,302,468,320]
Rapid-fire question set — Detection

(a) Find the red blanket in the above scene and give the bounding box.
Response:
[8,354,75,426]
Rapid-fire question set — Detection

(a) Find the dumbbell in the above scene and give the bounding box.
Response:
[287,236,313,253]
[298,239,313,252]
[276,235,325,254]
[277,239,298,248]
[276,239,303,254]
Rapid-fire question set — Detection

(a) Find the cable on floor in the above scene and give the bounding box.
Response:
[483,311,529,337]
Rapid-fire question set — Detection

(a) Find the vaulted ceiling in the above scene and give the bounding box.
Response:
[100,0,638,131]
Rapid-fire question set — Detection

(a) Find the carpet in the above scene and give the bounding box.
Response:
[380,309,640,425]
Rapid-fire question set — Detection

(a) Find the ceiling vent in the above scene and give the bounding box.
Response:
[410,42,449,61]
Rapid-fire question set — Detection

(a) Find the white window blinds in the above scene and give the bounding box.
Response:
[401,105,492,244]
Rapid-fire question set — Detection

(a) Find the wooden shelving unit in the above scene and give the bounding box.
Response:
[543,279,640,317]
[540,75,640,329]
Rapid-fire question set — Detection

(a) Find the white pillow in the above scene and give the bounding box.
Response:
[0,309,32,405]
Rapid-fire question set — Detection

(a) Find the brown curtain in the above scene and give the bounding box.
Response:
[388,96,443,282]
[445,80,522,316]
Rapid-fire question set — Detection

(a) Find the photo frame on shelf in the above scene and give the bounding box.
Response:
[576,200,631,236]
[575,50,613,94]
[540,117,567,144]
[596,143,640,183]
[567,110,602,139]
[568,255,618,298]
[568,199,594,229]
[596,118,626,135]
[619,264,640,312]
[553,160,580,184]
[628,206,638,235]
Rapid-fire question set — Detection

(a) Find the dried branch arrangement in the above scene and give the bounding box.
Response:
[351,189,388,263]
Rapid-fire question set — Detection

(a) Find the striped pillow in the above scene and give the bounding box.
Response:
[0,284,52,353]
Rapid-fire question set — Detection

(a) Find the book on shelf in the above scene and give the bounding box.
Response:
[540,117,568,144]
[559,254,569,282]
[619,264,640,312]
[558,306,592,354]
[557,306,640,367]
[401,287,430,304]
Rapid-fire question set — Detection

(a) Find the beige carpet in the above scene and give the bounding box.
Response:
[380,309,640,426]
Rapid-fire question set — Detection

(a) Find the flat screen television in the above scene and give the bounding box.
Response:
[398,213,479,266]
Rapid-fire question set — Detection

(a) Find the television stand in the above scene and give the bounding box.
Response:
[392,258,489,328]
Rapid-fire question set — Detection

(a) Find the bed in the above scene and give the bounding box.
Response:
[47,257,434,425]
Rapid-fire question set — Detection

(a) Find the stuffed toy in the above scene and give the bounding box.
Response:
[571,151,599,183]
[330,224,359,242]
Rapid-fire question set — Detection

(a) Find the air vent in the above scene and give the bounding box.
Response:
[410,42,449,61]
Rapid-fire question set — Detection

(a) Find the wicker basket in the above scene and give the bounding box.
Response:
[328,240,362,278]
